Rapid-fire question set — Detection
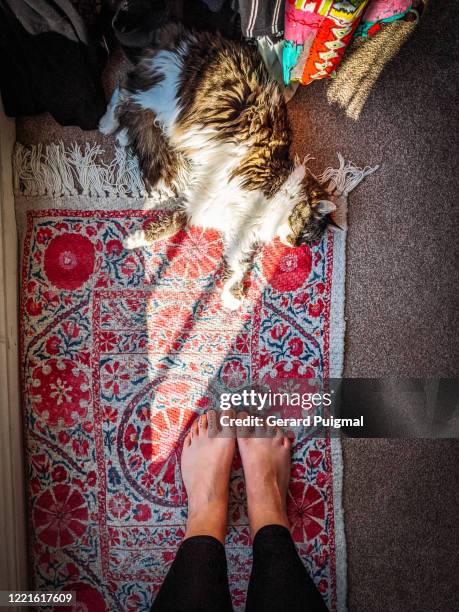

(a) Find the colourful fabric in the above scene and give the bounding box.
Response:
[299,8,365,85]
[21,205,345,611]
[355,0,412,38]
[283,0,412,84]
[361,0,411,23]
[284,1,323,45]
[283,0,370,84]
[283,40,303,85]
[290,33,316,80]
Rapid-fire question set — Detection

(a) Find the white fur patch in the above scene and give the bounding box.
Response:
[99,87,120,135]
[123,230,149,250]
[277,163,306,201]
[133,48,186,139]
[221,288,243,310]
[116,128,130,146]
[277,222,294,246]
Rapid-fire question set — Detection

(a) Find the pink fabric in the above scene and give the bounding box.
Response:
[362,0,411,23]
[284,2,323,45]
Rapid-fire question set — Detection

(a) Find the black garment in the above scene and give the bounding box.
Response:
[0,0,106,129]
[152,535,233,612]
[111,0,241,61]
[237,0,285,39]
[111,0,172,50]
[151,525,328,612]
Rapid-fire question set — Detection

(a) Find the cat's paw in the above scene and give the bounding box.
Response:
[116,128,130,146]
[98,111,118,136]
[155,179,177,199]
[123,230,149,250]
[221,288,243,311]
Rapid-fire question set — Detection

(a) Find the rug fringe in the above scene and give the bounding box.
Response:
[318,153,379,197]
[13,142,154,198]
[14,143,377,205]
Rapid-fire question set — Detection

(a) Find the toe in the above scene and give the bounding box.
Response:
[183,431,192,448]
[191,419,199,438]
[208,409,218,435]
[236,411,252,438]
[225,409,236,438]
[198,413,208,433]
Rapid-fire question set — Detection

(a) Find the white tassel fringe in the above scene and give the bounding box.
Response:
[313,153,379,231]
[14,144,378,213]
[13,142,155,199]
[318,153,379,198]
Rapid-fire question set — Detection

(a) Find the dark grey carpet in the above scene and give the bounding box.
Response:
[288,2,458,610]
[289,2,458,379]
[341,439,458,612]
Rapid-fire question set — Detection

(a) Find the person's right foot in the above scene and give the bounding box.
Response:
[181,410,235,544]
[236,414,291,537]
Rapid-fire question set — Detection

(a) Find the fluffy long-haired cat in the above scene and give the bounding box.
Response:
[100,24,336,309]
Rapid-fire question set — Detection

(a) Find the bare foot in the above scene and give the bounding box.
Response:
[181,410,236,544]
[237,413,291,537]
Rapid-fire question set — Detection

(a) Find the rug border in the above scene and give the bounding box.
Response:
[329,227,348,612]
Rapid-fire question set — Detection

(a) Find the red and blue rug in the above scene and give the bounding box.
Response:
[15,143,351,612]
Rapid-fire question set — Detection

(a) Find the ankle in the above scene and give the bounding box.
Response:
[248,503,289,538]
[246,481,289,537]
[185,503,228,544]
[249,512,290,538]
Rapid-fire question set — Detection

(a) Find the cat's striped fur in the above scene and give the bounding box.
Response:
[99,24,335,309]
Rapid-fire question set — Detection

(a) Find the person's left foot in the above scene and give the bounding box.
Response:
[181,410,236,544]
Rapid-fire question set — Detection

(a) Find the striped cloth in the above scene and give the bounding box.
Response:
[237,0,285,38]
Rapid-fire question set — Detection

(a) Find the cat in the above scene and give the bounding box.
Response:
[99,23,336,309]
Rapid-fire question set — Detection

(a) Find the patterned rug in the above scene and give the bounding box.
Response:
[14,143,374,612]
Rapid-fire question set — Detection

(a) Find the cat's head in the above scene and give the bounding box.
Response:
[276,163,337,247]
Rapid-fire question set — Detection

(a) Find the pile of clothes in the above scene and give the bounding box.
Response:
[0,0,423,129]
[0,0,107,129]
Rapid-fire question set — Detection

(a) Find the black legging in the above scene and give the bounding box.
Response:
[151,524,329,612]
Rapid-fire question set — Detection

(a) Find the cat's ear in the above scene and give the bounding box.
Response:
[317,199,345,230]
[329,195,347,231]
[316,199,336,215]
[328,216,345,231]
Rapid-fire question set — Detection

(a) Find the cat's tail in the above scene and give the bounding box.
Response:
[116,101,189,196]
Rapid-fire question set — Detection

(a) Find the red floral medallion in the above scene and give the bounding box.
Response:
[221,359,249,389]
[164,227,223,279]
[262,239,312,292]
[33,484,88,547]
[29,358,90,427]
[44,233,95,290]
[288,482,325,542]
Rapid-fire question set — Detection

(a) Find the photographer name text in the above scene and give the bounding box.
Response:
[220,414,364,429]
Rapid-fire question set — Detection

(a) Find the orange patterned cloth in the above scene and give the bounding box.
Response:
[284,0,370,85]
